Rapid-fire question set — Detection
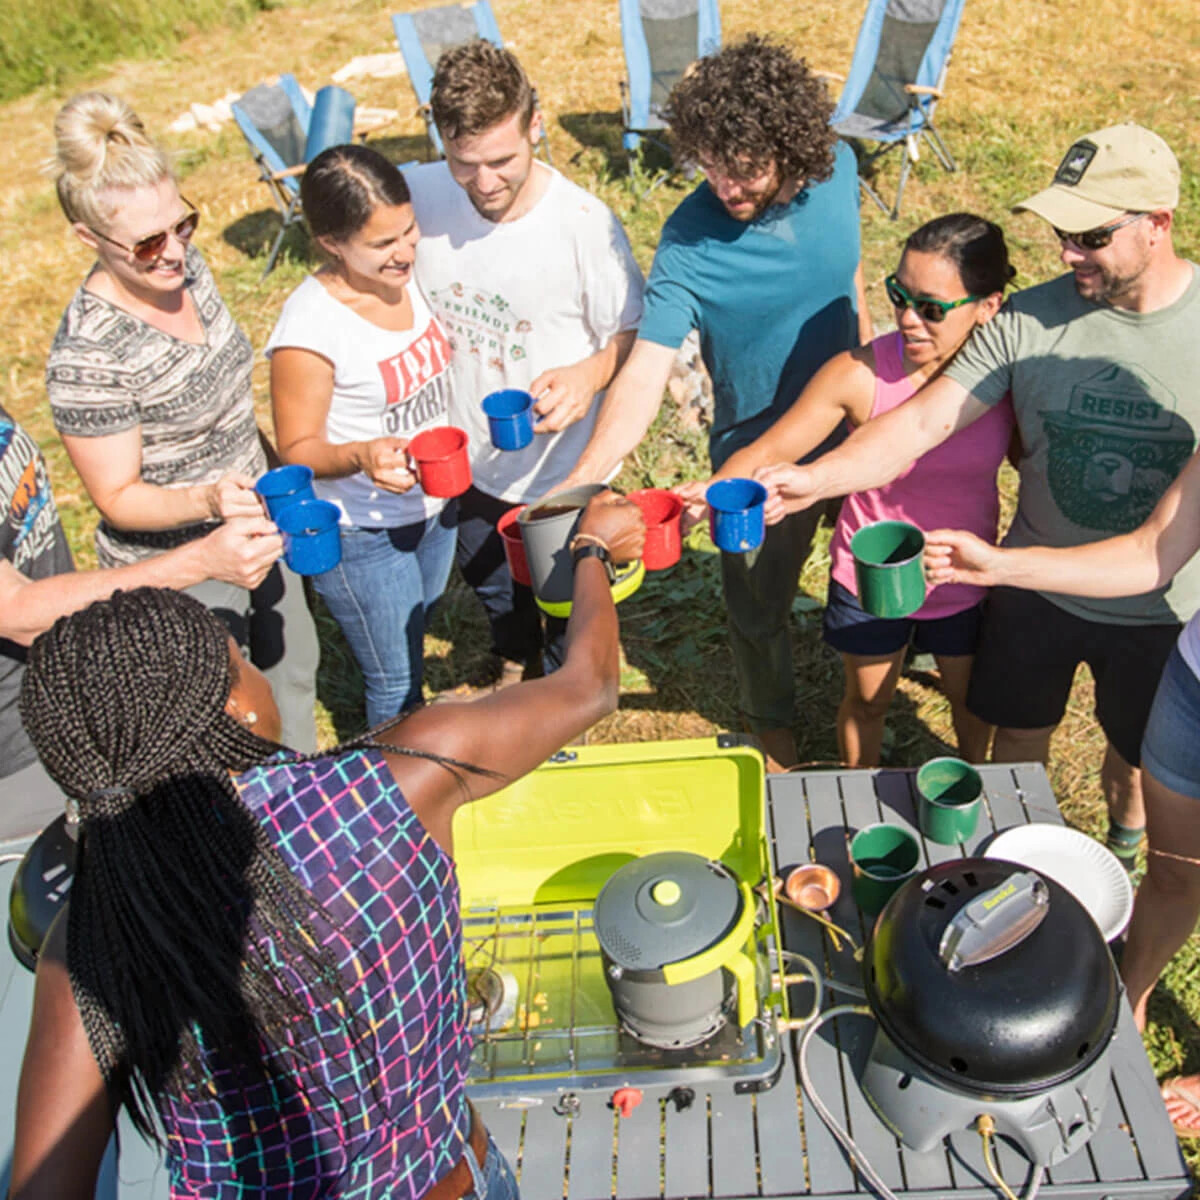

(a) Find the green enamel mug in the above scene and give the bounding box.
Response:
[916,757,983,845]
[850,520,927,618]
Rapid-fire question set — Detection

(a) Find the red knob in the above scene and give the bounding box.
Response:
[611,1087,643,1117]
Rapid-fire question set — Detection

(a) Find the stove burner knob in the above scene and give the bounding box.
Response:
[668,1086,695,1113]
[611,1087,643,1118]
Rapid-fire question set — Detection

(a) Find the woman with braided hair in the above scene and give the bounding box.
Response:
[10,492,643,1200]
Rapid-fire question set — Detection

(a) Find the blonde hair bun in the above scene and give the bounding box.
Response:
[50,92,172,228]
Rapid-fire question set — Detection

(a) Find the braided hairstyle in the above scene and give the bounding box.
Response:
[19,588,367,1141]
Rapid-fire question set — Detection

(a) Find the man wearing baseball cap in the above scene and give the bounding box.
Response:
[744,122,1199,857]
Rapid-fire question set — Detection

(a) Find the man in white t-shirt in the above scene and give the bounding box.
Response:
[406,40,644,685]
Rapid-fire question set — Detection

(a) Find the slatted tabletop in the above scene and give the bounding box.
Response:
[0,764,1192,1198]
[472,763,1194,1200]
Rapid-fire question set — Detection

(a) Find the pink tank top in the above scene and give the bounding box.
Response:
[828,331,1014,620]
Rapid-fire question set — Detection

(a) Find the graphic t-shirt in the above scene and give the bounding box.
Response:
[637,140,862,468]
[46,245,267,567]
[266,276,453,527]
[0,406,74,776]
[946,266,1200,625]
[407,162,644,503]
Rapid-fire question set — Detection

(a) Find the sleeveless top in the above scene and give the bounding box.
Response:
[155,748,472,1198]
[828,330,1015,620]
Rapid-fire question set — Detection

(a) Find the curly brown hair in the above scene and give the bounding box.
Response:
[666,34,837,186]
[430,39,534,141]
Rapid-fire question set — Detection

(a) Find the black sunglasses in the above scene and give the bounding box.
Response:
[884,274,982,324]
[90,199,200,264]
[1052,211,1146,252]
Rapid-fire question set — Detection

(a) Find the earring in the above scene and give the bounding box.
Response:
[229,700,258,727]
[243,711,258,726]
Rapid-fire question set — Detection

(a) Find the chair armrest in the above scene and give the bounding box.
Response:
[814,70,845,83]
[904,84,942,97]
[270,163,308,181]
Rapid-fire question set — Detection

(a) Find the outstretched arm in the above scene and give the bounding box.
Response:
[675,348,875,527]
[555,339,680,489]
[0,515,283,646]
[385,493,645,850]
[754,375,990,521]
[926,447,1200,597]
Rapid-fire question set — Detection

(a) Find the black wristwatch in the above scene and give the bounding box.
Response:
[571,541,615,583]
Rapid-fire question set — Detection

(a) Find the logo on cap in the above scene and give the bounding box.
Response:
[1054,141,1097,188]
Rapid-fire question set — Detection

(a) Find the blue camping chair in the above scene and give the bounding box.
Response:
[392,2,551,162]
[619,0,720,157]
[232,75,357,275]
[831,0,968,218]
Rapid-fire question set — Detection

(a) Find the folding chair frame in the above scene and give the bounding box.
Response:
[831,0,966,219]
[231,74,312,277]
[618,0,721,163]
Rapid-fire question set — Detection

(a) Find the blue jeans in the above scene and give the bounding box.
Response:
[464,1132,520,1200]
[313,506,456,727]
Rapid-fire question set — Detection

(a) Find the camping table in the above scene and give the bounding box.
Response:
[0,763,1192,1199]
[471,763,1192,1200]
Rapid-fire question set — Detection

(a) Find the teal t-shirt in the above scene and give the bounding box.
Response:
[637,141,861,468]
[946,266,1200,625]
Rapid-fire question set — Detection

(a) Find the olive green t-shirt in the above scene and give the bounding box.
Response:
[946,265,1200,625]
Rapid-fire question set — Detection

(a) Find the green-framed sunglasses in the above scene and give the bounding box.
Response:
[884,274,982,324]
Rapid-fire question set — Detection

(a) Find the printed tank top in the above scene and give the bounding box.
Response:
[155,748,471,1198]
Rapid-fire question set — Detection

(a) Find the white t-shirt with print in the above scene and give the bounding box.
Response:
[406,161,644,504]
[266,276,453,527]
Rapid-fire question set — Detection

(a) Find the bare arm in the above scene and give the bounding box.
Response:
[384,494,644,851]
[755,375,990,520]
[270,348,415,493]
[556,338,680,488]
[926,448,1200,597]
[715,349,875,481]
[11,915,113,1200]
[529,328,638,434]
[61,429,261,531]
[0,515,283,646]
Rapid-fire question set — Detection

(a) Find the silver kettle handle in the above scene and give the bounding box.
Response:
[937,871,1049,973]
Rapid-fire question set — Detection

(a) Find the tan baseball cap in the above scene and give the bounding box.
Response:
[1013,123,1180,232]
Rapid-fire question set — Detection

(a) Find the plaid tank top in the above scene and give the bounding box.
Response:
[157,748,472,1198]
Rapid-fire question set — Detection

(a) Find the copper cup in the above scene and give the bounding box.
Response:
[784,864,841,912]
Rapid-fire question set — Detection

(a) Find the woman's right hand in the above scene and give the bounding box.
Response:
[206,473,265,521]
[577,492,645,563]
[356,437,417,494]
[754,463,820,526]
[923,529,1004,586]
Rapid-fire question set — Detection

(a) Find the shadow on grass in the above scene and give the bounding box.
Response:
[221,210,317,270]
[557,110,678,186]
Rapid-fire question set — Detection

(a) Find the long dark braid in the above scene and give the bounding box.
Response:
[19,588,370,1142]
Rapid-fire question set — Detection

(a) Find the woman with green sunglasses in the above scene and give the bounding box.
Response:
[679,213,1015,766]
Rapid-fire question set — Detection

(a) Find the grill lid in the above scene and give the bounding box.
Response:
[593,851,742,970]
[865,857,1119,1095]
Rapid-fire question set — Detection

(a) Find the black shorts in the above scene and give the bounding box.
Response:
[965,586,1180,766]
[822,580,983,658]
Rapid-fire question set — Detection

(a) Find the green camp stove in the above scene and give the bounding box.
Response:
[452,736,789,1097]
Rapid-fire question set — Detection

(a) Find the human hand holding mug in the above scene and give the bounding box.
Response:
[577,491,645,564]
[924,529,1004,587]
[356,437,416,494]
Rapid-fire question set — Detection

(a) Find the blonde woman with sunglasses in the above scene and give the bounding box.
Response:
[678,213,1014,766]
[43,92,319,751]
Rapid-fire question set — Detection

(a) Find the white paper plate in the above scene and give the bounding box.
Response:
[985,824,1133,941]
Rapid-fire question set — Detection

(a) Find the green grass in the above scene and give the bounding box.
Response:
[0,0,279,102]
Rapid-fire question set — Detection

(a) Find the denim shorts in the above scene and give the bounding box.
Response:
[822,579,984,658]
[1141,644,1200,800]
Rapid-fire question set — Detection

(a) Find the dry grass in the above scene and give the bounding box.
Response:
[2,0,1200,1174]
